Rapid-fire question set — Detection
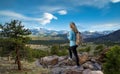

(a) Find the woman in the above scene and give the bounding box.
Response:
[67,22,80,67]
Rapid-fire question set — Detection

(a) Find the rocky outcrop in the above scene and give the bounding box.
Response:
[39,53,103,74]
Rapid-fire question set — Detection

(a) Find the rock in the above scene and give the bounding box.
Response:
[51,67,65,74]
[40,55,58,66]
[90,58,96,63]
[90,58,102,70]
[92,62,101,70]
[39,55,103,74]
[35,60,42,67]
[82,61,94,70]
[79,52,89,64]
[66,59,76,66]
[65,66,84,74]
[56,59,76,67]
[58,56,67,62]
[90,71,103,74]
[51,66,84,74]
[65,69,82,74]
[82,69,91,74]
[82,60,102,70]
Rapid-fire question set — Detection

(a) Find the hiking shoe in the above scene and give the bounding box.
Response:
[68,57,72,61]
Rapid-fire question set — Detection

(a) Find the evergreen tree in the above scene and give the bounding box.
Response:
[0,20,31,70]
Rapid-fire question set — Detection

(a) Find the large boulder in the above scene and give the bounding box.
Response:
[83,69,103,74]
[79,52,89,64]
[65,66,84,74]
[90,71,103,74]
[82,61,94,70]
[58,56,67,62]
[65,59,76,66]
[51,67,65,74]
[82,69,91,74]
[40,55,59,66]
[82,59,102,70]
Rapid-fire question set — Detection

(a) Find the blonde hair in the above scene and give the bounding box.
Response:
[70,22,78,33]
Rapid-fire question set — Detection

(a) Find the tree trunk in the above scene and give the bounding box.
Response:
[15,46,22,70]
[8,55,10,61]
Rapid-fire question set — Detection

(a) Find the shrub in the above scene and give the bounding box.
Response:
[103,45,120,74]
[94,44,104,56]
[50,45,59,55]
[78,46,91,52]
[58,49,68,56]
[85,46,91,52]
[50,45,69,56]
[32,49,49,58]
[23,47,34,62]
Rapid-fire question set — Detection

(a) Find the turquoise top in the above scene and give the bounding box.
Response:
[67,30,76,47]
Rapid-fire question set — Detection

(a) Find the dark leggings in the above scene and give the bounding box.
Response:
[68,45,80,66]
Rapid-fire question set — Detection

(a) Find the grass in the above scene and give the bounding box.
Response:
[8,68,50,74]
[0,58,50,74]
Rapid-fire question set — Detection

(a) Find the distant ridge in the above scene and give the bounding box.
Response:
[85,29,120,43]
[30,28,112,39]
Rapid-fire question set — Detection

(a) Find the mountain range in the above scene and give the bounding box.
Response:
[30,28,68,36]
[30,28,113,39]
[85,29,120,43]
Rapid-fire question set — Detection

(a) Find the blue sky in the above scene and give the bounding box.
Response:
[0,0,120,31]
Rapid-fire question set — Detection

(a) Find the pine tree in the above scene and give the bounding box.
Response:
[0,20,31,70]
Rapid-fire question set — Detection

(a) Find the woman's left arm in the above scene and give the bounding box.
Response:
[67,31,73,40]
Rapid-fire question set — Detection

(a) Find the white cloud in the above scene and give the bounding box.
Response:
[0,10,28,19]
[71,0,110,8]
[39,13,57,25]
[0,10,57,25]
[68,0,120,8]
[37,0,119,13]
[58,10,67,15]
[111,0,120,3]
[38,6,66,13]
